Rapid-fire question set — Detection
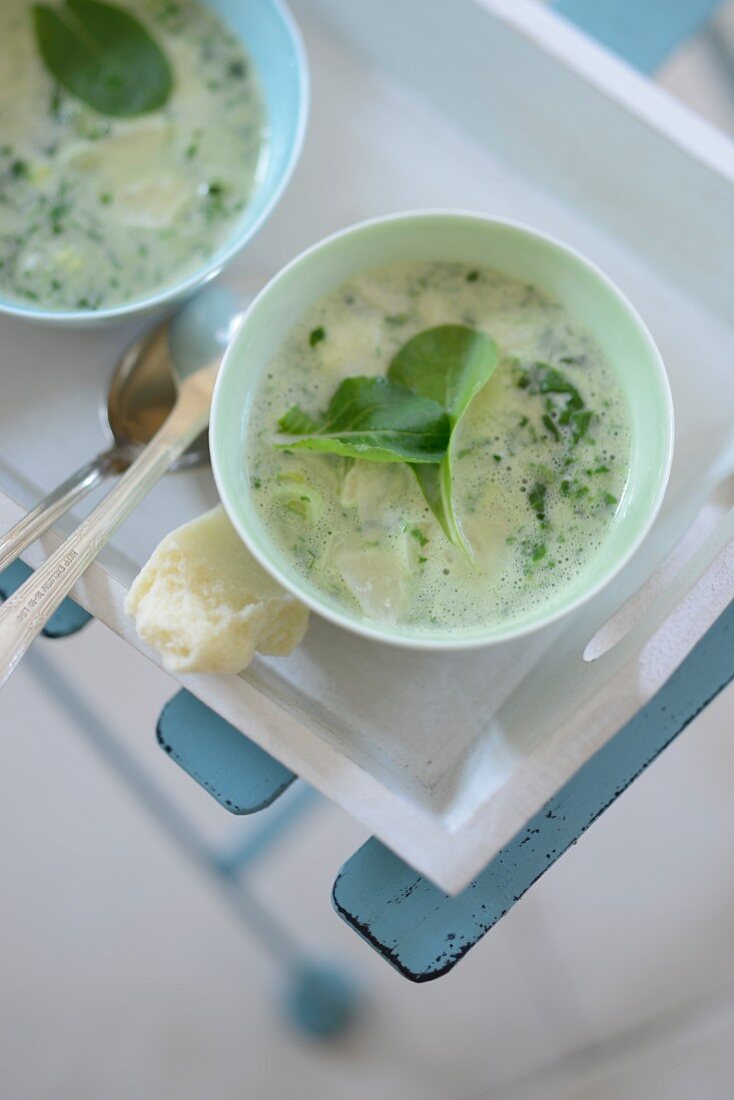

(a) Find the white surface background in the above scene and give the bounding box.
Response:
[1,5,734,1098]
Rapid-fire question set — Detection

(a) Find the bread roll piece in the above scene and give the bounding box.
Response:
[126,506,309,674]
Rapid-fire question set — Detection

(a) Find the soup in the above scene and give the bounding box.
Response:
[247,260,632,633]
[0,0,267,311]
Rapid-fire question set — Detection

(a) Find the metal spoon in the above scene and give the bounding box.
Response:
[0,288,240,574]
[0,284,241,687]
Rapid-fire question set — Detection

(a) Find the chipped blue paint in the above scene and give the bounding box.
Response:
[0,560,91,638]
[333,598,734,981]
[553,0,723,72]
[157,689,296,814]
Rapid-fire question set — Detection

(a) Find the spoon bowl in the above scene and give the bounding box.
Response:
[0,284,241,573]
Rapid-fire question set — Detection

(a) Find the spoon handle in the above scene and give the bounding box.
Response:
[0,450,126,575]
[0,368,216,688]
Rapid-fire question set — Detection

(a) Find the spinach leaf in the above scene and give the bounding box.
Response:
[33,0,172,117]
[276,376,451,464]
[388,325,498,424]
[388,325,498,552]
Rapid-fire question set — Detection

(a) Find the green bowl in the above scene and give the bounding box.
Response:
[211,211,674,651]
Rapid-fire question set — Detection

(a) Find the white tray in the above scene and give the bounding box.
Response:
[1,0,733,893]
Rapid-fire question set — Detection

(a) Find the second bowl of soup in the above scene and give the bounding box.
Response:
[0,0,307,324]
[211,212,673,649]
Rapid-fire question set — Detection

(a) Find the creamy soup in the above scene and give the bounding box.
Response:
[247,261,632,632]
[0,0,267,310]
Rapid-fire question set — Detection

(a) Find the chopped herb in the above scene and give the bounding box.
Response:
[560,479,571,496]
[228,59,247,79]
[603,492,618,506]
[418,555,428,564]
[10,160,29,179]
[309,326,326,347]
[250,477,262,490]
[524,363,584,409]
[570,409,592,443]
[410,527,429,547]
[49,200,69,234]
[542,413,561,441]
[531,543,547,562]
[493,454,502,463]
[292,541,317,570]
[528,481,547,522]
[465,270,479,282]
[99,192,113,204]
[385,313,409,325]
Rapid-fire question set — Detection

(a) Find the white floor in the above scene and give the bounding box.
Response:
[1,614,734,1100]
[2,9,734,1100]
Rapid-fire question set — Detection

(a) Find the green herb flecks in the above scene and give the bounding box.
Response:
[516,361,596,448]
[33,0,173,118]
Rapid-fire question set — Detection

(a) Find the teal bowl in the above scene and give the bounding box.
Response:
[0,0,308,327]
[211,211,674,651]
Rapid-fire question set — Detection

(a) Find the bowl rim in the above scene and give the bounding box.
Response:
[211,208,675,652]
[0,0,310,326]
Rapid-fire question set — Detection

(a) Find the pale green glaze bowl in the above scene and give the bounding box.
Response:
[211,211,674,650]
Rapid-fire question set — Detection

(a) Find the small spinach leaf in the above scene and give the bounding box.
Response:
[276,376,451,464]
[388,325,498,552]
[33,0,172,117]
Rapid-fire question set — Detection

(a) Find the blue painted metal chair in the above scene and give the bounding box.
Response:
[333,600,734,980]
[554,0,724,73]
[330,0,733,980]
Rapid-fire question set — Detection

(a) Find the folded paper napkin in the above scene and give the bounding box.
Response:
[126,506,309,674]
